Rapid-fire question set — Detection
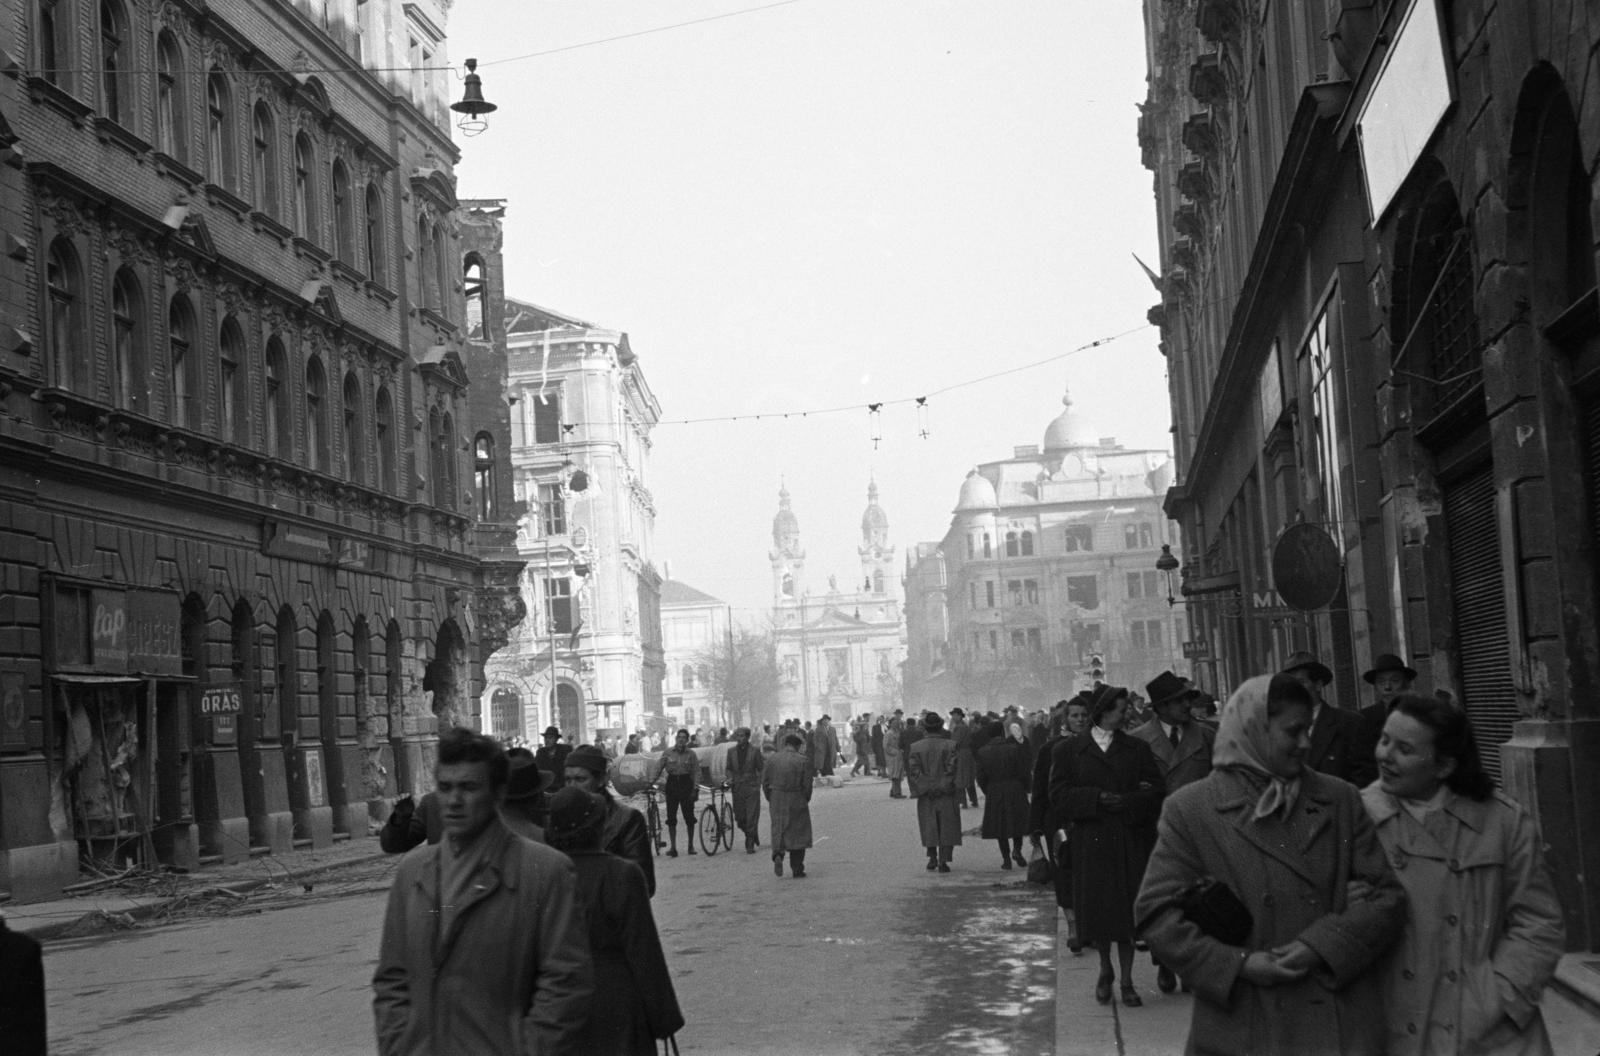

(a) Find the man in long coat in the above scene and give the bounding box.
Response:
[906,713,962,871]
[373,728,592,1056]
[850,718,872,777]
[949,708,978,808]
[762,733,814,878]
[725,727,764,853]
[1282,651,1376,787]
[871,717,886,775]
[812,715,840,779]
[1129,672,1215,795]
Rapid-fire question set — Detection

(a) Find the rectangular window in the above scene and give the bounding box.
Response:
[969,582,977,609]
[1145,571,1159,597]
[545,578,573,635]
[1027,627,1042,652]
[1067,575,1099,610]
[1126,571,1143,599]
[533,393,562,444]
[539,482,565,536]
[966,535,975,558]
[1011,629,1026,650]
[1124,524,1139,549]
[1007,579,1023,606]
[1065,525,1094,552]
[1304,305,1346,552]
[1025,579,1039,605]
[1130,621,1146,650]
[409,37,422,100]
[988,630,998,652]
[221,358,237,442]
[1128,619,1163,651]
[972,632,982,656]
[984,581,995,608]
[421,49,434,116]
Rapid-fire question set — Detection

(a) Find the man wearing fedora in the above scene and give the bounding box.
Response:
[498,748,552,843]
[1280,650,1377,787]
[1356,653,1417,765]
[1130,672,1215,796]
[534,725,572,784]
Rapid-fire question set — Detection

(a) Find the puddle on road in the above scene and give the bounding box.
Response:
[884,883,1055,1056]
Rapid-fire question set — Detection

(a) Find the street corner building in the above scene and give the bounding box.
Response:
[1137,0,1600,989]
[902,393,1190,714]
[0,0,525,901]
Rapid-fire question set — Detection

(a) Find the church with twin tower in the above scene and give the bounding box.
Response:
[770,483,907,723]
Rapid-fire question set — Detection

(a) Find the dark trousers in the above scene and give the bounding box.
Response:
[851,751,869,776]
[664,777,696,831]
[926,845,953,864]
[774,848,806,871]
[890,777,903,796]
[996,836,1023,860]
[963,778,979,807]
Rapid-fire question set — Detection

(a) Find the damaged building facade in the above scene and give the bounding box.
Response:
[1139,0,1600,973]
[0,0,521,900]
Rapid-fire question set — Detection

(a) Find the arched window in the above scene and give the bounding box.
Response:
[252,104,277,216]
[332,161,354,263]
[474,433,496,520]
[1138,523,1153,548]
[433,223,450,321]
[1005,531,1019,557]
[416,215,433,308]
[682,665,696,690]
[219,317,246,444]
[264,336,290,459]
[39,0,62,84]
[305,356,328,471]
[46,239,83,393]
[99,1,129,126]
[1020,529,1035,556]
[365,183,386,284]
[294,134,317,239]
[375,385,395,493]
[781,572,794,596]
[207,69,234,188]
[168,295,197,428]
[343,371,363,484]
[111,268,143,411]
[440,413,457,509]
[464,254,487,338]
[982,533,992,558]
[156,33,185,160]
[429,408,454,509]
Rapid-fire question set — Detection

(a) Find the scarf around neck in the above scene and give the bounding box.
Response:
[1213,674,1302,821]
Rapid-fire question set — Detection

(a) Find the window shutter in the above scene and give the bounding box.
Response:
[1442,461,1518,779]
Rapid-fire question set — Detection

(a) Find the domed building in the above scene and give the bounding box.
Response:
[769,483,907,723]
[903,382,1188,714]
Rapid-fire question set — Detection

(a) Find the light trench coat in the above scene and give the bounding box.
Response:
[1362,786,1565,1056]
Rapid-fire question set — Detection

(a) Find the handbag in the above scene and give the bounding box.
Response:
[1134,876,1254,947]
[1026,843,1055,886]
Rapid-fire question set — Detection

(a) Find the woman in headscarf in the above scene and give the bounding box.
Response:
[1134,674,1405,1055]
[883,714,906,798]
[544,787,683,1055]
[976,720,1032,869]
[1048,685,1165,1006]
[1365,695,1564,1056]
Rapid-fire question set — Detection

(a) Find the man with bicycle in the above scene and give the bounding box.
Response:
[651,728,700,857]
[726,727,764,853]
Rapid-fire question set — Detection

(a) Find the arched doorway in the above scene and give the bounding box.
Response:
[553,682,582,741]
[489,686,521,739]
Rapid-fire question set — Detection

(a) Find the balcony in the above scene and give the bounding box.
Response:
[1182,111,1218,160]
[1189,53,1228,107]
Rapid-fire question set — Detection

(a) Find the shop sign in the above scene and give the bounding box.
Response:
[305,749,326,807]
[91,589,129,673]
[1,672,26,749]
[199,682,244,716]
[128,590,182,676]
[1182,640,1210,660]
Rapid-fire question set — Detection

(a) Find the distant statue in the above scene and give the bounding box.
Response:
[828,574,838,592]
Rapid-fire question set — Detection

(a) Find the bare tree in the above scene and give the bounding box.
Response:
[695,623,783,730]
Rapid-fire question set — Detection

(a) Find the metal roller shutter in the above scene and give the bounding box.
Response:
[1442,463,1518,780]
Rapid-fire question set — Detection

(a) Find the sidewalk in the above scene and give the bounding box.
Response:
[3,836,389,940]
[1054,909,1191,1056]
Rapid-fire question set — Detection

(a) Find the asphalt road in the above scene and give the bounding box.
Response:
[44,775,1059,1056]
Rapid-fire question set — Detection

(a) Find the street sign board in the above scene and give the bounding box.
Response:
[1182,640,1209,660]
[1271,523,1344,612]
[199,683,244,716]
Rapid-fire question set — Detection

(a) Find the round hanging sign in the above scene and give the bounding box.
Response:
[1271,523,1343,612]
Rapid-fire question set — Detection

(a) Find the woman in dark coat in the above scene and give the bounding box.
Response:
[975,721,1032,869]
[1049,684,1164,1007]
[545,787,684,1055]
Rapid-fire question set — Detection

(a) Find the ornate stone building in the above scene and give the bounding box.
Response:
[903,389,1187,714]
[770,483,906,723]
[0,0,521,900]
[479,297,665,744]
[1139,0,1600,965]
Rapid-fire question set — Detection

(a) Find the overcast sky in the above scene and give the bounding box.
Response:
[448,0,1172,620]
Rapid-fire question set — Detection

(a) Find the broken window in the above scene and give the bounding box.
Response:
[1067,575,1099,610]
[1065,525,1093,552]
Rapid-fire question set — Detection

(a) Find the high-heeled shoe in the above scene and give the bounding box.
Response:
[1120,985,1142,1008]
[1094,973,1113,1005]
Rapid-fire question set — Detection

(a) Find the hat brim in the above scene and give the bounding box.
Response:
[504,767,552,801]
[1285,661,1335,685]
[1149,687,1202,708]
[1362,664,1418,684]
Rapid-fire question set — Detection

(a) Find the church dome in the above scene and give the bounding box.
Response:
[861,481,889,540]
[772,485,799,546]
[1043,384,1100,452]
[955,469,997,511]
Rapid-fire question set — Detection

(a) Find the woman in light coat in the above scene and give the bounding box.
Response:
[1364,694,1565,1056]
[1134,674,1406,1054]
[883,716,906,798]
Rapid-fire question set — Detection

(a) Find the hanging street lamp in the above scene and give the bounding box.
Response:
[450,58,498,137]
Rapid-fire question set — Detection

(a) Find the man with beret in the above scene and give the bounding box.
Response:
[1281,650,1376,787]
[563,744,656,895]
[906,712,962,872]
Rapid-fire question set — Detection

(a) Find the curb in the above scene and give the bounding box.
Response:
[27,851,392,942]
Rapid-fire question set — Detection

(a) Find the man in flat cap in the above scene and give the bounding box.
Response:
[563,744,655,895]
[1281,650,1375,787]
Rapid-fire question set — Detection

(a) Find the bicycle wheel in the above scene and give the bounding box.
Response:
[698,805,721,856]
[647,800,663,856]
[720,801,735,851]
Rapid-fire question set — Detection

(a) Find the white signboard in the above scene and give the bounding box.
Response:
[1357,0,1454,223]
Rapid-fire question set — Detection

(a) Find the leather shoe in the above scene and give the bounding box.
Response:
[773,855,784,877]
[1157,965,1177,993]
[1121,986,1142,1008]
[687,845,696,855]
[1094,975,1113,1005]
[1000,855,1013,870]
[666,847,678,858]
[936,862,951,873]
[926,857,938,870]
[792,869,806,878]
